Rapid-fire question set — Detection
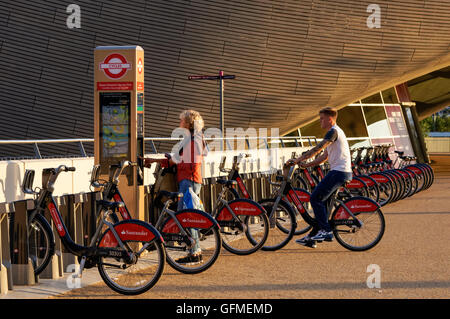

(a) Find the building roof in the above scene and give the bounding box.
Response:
[1,0,450,155]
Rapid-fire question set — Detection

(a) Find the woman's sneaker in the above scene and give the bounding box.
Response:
[295,235,317,248]
[310,230,333,242]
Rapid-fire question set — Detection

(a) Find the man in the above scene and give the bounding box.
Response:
[286,107,352,247]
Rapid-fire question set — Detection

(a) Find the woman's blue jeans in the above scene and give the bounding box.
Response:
[177,179,202,255]
[310,170,352,232]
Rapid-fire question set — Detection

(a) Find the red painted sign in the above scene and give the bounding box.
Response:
[217,200,263,221]
[113,194,130,220]
[48,202,66,237]
[236,177,249,199]
[334,199,379,220]
[99,222,155,247]
[162,212,214,233]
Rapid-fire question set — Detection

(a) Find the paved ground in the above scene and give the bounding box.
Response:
[2,155,449,299]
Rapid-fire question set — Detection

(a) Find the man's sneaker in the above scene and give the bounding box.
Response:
[310,230,334,242]
[295,235,317,248]
[175,254,203,265]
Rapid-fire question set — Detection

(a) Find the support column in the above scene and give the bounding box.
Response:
[396,83,430,163]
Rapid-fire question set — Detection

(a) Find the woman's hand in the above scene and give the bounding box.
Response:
[286,158,297,166]
[142,157,160,168]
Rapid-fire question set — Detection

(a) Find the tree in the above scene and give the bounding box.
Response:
[420,112,450,136]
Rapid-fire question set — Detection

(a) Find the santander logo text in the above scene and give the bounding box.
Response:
[182,218,207,224]
[121,229,148,237]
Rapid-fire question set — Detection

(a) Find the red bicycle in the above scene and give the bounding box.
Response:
[23,165,165,295]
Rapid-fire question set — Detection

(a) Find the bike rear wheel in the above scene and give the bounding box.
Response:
[358,175,380,203]
[164,226,221,274]
[330,197,385,251]
[370,172,394,206]
[98,240,165,295]
[221,213,269,255]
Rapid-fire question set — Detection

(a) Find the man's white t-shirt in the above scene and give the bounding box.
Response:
[323,124,352,173]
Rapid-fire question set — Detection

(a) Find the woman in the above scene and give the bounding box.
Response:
[143,109,207,264]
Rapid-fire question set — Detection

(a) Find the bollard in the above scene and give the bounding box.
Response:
[10,200,37,286]
[74,193,87,245]
[82,192,101,246]
[210,177,218,210]
[200,178,212,214]
[143,185,152,223]
[146,186,159,225]
[261,174,270,199]
[1,203,14,294]
[58,195,78,270]
[39,206,64,279]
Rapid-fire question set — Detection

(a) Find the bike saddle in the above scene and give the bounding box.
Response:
[394,150,404,156]
[97,200,125,210]
[217,179,237,187]
[159,190,183,200]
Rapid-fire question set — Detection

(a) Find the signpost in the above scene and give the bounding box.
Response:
[188,70,236,150]
[94,45,145,220]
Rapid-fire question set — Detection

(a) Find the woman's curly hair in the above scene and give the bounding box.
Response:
[179,109,204,131]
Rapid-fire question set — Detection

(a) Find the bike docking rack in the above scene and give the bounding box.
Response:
[0,135,417,296]
[0,202,14,294]
[0,135,435,296]
[0,159,107,295]
[0,135,320,295]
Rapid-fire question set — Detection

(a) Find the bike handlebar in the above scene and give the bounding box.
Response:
[90,160,138,189]
[45,165,76,192]
[110,161,138,184]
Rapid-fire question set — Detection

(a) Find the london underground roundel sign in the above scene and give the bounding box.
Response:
[99,53,132,79]
[137,58,143,74]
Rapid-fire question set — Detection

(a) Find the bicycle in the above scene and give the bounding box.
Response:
[91,161,222,274]
[23,165,166,295]
[261,164,385,251]
[352,144,435,204]
[218,154,299,251]
[209,177,269,255]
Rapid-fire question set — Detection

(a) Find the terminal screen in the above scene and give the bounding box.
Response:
[100,92,131,162]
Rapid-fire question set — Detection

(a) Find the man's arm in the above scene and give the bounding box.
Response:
[287,128,337,165]
[304,148,328,167]
[294,139,331,164]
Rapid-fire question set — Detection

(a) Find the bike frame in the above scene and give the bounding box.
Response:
[29,166,161,277]
[32,189,144,283]
[273,167,364,229]
[100,162,219,244]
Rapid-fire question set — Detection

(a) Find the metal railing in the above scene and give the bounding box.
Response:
[0,136,318,160]
[0,138,93,160]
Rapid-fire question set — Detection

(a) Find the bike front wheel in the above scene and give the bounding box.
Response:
[221,213,270,255]
[97,240,166,295]
[28,213,55,276]
[217,199,269,255]
[258,198,297,251]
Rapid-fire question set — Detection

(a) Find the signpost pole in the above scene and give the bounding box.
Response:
[188,71,235,151]
[219,71,225,151]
